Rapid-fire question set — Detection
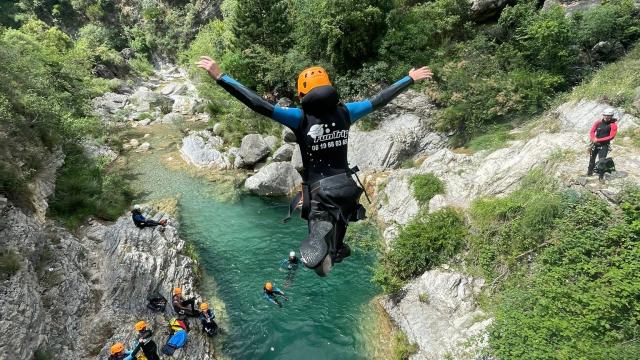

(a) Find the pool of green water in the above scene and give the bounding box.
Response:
[125,126,386,360]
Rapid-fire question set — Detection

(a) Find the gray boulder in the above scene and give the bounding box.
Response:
[244,162,302,196]
[264,135,279,151]
[381,269,492,360]
[291,144,304,172]
[236,134,271,168]
[92,93,128,119]
[130,87,174,113]
[273,143,295,162]
[471,0,510,21]
[180,131,230,170]
[172,95,202,115]
[161,82,187,96]
[213,122,223,135]
[81,140,118,164]
[158,112,184,124]
[120,48,134,60]
[282,127,297,142]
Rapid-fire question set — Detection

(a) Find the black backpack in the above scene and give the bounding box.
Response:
[595,157,615,174]
[146,291,167,312]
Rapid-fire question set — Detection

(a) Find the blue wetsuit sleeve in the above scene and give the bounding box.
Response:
[133,214,145,222]
[263,293,278,305]
[345,76,413,123]
[345,101,373,124]
[216,74,302,129]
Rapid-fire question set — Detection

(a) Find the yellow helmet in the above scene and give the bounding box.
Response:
[110,342,124,355]
[297,66,332,97]
[134,320,147,332]
[173,287,182,295]
[264,282,273,291]
[199,303,209,311]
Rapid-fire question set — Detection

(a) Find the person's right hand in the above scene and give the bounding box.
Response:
[196,56,223,80]
[409,66,433,82]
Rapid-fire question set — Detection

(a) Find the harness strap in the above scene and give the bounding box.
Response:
[347,166,371,204]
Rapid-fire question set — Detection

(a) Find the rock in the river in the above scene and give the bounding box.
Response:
[381,269,492,360]
[0,203,215,359]
[81,140,118,164]
[273,143,295,162]
[244,162,302,196]
[264,135,279,151]
[291,144,304,172]
[130,87,174,113]
[282,127,297,143]
[92,93,128,119]
[172,95,202,115]
[180,131,230,170]
[137,142,151,152]
[161,82,187,96]
[158,112,184,124]
[236,134,270,168]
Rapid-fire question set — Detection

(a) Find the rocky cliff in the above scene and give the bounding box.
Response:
[0,194,215,359]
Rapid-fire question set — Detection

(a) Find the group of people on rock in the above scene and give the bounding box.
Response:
[107,286,219,359]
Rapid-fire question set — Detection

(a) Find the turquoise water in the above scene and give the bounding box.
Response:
[127,127,385,360]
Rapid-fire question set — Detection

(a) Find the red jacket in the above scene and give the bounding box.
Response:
[589,119,617,143]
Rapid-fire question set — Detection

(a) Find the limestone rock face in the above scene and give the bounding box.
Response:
[180,131,230,170]
[470,0,511,20]
[291,144,304,172]
[264,135,279,151]
[349,90,445,171]
[92,93,128,120]
[554,100,639,133]
[381,270,492,360]
[0,203,214,360]
[282,127,297,143]
[28,149,65,224]
[236,134,271,168]
[81,140,118,164]
[244,162,302,196]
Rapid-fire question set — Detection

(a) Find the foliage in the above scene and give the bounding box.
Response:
[410,173,445,206]
[466,125,515,152]
[374,208,467,293]
[489,189,640,359]
[345,219,383,252]
[0,248,21,281]
[467,170,564,282]
[391,331,419,360]
[48,145,134,228]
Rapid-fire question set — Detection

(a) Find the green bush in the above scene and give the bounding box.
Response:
[392,332,419,360]
[410,173,445,206]
[0,248,21,281]
[489,189,640,359]
[467,170,564,282]
[374,208,467,293]
[345,219,383,252]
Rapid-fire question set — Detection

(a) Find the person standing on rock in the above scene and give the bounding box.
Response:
[131,205,167,229]
[588,108,618,180]
[133,320,160,360]
[197,56,432,276]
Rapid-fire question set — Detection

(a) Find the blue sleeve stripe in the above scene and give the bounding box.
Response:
[345,101,373,124]
[398,75,412,86]
[272,106,303,129]
[220,74,242,87]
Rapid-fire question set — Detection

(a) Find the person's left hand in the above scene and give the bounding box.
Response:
[409,66,433,82]
[196,56,223,80]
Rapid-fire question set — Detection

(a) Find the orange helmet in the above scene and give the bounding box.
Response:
[297,66,332,97]
[173,287,182,295]
[264,282,273,291]
[199,302,209,311]
[134,320,146,332]
[110,342,125,355]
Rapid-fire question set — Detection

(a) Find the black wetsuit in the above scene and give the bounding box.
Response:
[134,329,160,360]
[199,309,218,336]
[172,294,198,316]
[216,74,414,270]
[588,118,618,178]
[132,210,163,228]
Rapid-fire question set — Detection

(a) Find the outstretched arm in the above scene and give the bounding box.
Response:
[197,56,303,129]
[345,66,433,124]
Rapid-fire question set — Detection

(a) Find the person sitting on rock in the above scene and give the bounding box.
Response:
[263,282,288,307]
[132,205,167,229]
[108,342,133,360]
[588,108,618,180]
[133,320,160,360]
[172,287,198,316]
[198,302,219,337]
[281,251,300,271]
[197,56,432,276]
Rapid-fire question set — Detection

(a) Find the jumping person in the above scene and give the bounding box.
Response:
[588,108,618,180]
[197,57,432,276]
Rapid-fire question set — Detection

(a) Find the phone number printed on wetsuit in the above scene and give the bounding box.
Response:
[312,138,347,151]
